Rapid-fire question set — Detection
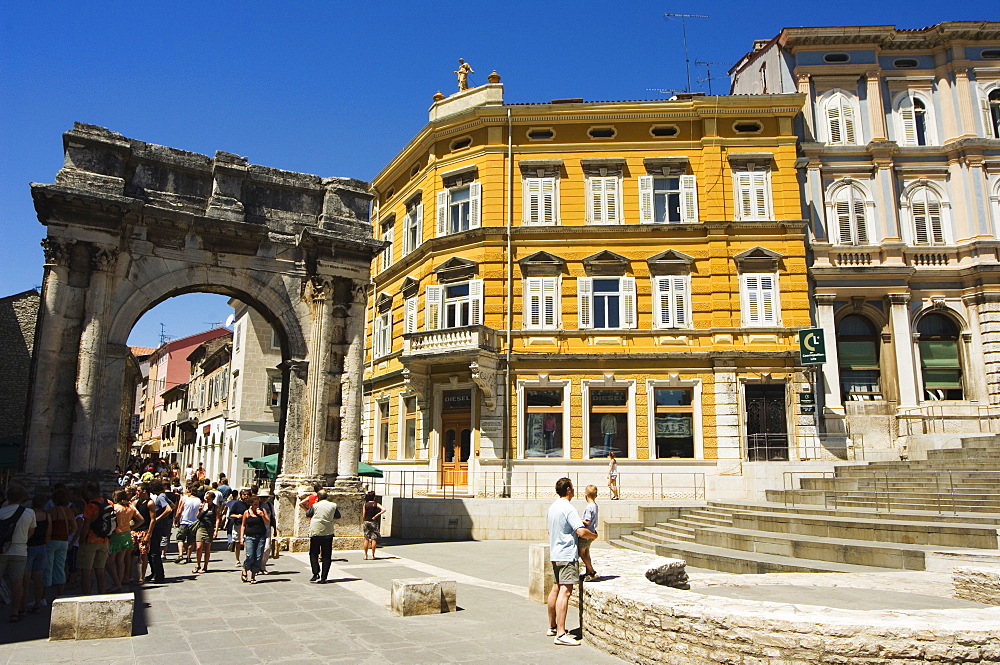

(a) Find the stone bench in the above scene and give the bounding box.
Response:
[390,577,457,616]
[50,592,134,640]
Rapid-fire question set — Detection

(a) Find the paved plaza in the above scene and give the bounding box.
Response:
[0,540,628,665]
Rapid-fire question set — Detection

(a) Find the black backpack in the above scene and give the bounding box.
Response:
[0,506,26,554]
[89,500,116,539]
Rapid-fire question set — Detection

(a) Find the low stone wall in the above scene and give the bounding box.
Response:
[583,578,1000,664]
[954,566,1000,606]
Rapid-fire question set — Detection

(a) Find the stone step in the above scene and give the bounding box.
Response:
[830,498,1000,513]
[825,490,1000,502]
[690,525,934,570]
[800,478,1000,491]
[615,533,656,554]
[610,536,897,574]
[709,500,1000,525]
[644,524,696,542]
[671,514,733,529]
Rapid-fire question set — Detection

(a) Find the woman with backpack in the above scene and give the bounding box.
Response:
[75,484,114,596]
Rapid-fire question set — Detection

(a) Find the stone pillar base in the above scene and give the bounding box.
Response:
[17,471,118,496]
[278,535,365,553]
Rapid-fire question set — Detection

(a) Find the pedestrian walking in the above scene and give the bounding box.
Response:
[545,477,596,646]
[362,491,386,560]
[607,451,620,500]
[22,491,50,614]
[240,493,269,584]
[130,484,153,584]
[193,491,217,573]
[0,486,36,623]
[304,491,338,583]
[222,488,250,567]
[175,485,201,565]
[147,480,175,584]
[45,487,74,598]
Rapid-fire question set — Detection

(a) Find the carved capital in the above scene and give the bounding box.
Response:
[814,294,837,306]
[280,358,309,380]
[402,368,430,398]
[91,244,119,272]
[41,237,75,266]
[887,293,910,306]
[470,360,497,411]
[303,275,332,302]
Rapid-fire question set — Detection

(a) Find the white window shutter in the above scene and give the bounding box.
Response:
[525,277,542,327]
[835,199,852,244]
[541,178,556,224]
[542,277,557,327]
[672,276,688,328]
[404,296,417,335]
[752,172,769,220]
[468,278,484,325]
[415,203,423,247]
[587,177,602,223]
[653,277,669,328]
[912,199,929,244]
[638,176,654,223]
[469,181,482,229]
[743,274,760,325]
[577,277,593,329]
[853,199,868,244]
[843,103,857,144]
[736,172,753,220]
[436,191,448,237]
[759,275,776,324]
[899,95,917,146]
[680,175,699,223]
[620,277,637,329]
[425,285,443,330]
[927,199,944,244]
[827,103,842,144]
[980,92,995,139]
[524,178,539,224]
[606,177,620,223]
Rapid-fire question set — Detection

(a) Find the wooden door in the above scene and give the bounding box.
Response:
[441,411,471,486]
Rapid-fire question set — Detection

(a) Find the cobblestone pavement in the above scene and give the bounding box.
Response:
[0,540,628,665]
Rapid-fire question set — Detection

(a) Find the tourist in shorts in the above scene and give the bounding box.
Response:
[21,491,50,614]
[578,485,599,581]
[362,491,386,560]
[107,490,141,592]
[193,491,217,574]
[0,486,36,623]
[546,477,596,646]
[75,484,111,596]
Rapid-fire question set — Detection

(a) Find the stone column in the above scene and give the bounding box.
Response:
[865,71,887,141]
[93,344,130,472]
[23,238,75,476]
[972,294,1000,406]
[814,295,844,414]
[888,294,919,408]
[953,68,977,139]
[796,73,815,141]
[274,358,315,551]
[70,243,118,474]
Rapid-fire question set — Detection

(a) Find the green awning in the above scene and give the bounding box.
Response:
[838,341,878,368]
[919,340,960,368]
[247,453,279,478]
[358,462,383,478]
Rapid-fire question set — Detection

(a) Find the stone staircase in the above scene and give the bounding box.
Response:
[609,435,1000,574]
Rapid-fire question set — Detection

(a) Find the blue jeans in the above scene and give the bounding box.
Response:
[46,540,69,586]
[243,536,266,573]
[603,433,615,455]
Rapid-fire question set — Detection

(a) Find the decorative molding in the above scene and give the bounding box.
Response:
[518,250,567,277]
[470,360,497,411]
[583,250,630,276]
[280,359,309,380]
[40,237,75,267]
[91,244,119,272]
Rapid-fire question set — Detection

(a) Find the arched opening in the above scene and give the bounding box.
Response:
[989,89,1000,139]
[124,290,290,490]
[917,313,963,400]
[836,314,881,401]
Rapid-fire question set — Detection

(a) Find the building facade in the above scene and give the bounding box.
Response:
[181,335,232,480]
[0,290,39,470]
[363,81,815,497]
[731,22,1000,455]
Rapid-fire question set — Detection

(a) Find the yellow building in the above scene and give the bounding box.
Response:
[364,79,812,498]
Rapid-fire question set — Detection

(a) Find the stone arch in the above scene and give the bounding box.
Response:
[24,123,382,550]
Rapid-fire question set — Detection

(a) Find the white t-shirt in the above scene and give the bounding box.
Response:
[179,496,202,524]
[0,502,37,557]
[547,497,584,562]
[581,502,598,534]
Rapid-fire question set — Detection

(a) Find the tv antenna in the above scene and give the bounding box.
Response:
[665,12,708,92]
[695,61,730,95]
[203,321,224,329]
[158,323,172,346]
[646,88,686,98]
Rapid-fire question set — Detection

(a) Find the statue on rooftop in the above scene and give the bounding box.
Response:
[455,59,474,91]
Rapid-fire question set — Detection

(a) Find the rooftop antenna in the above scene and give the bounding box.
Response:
[695,60,730,95]
[646,88,686,98]
[665,12,709,92]
[203,321,224,329]
[158,323,172,346]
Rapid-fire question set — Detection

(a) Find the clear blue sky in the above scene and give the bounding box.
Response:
[1,1,992,347]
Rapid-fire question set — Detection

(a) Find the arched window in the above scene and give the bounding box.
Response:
[837,315,881,401]
[822,92,859,145]
[832,185,869,245]
[908,186,946,245]
[917,313,963,400]
[896,93,934,146]
[984,89,1000,139]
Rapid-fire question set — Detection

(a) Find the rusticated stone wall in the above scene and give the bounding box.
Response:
[954,566,1000,606]
[0,289,39,449]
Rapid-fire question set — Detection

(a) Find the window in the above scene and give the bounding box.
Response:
[588,126,616,139]
[896,92,934,146]
[832,185,869,245]
[523,388,564,457]
[373,311,391,358]
[822,92,859,145]
[524,277,559,330]
[268,373,281,407]
[639,175,698,223]
[733,167,772,221]
[734,121,762,134]
[894,58,918,69]
[837,315,881,401]
[436,182,481,236]
[588,388,629,458]
[450,136,472,151]
[653,388,694,458]
[234,323,241,351]
[377,400,390,459]
[424,280,483,330]
[740,273,779,326]
[650,125,678,137]
[653,276,690,329]
[983,49,1000,60]
[270,328,281,350]
[402,396,417,459]
[586,176,621,224]
[824,53,850,63]
[523,177,558,225]
[909,186,946,245]
[403,296,417,335]
[527,128,554,140]
[380,219,393,271]
[984,89,1000,139]
[917,313,963,400]
[402,202,423,255]
[577,277,636,330]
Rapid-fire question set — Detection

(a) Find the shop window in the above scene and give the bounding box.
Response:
[837,315,881,400]
[524,388,564,458]
[653,388,694,458]
[917,314,963,400]
[589,388,629,458]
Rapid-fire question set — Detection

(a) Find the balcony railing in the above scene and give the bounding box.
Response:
[403,325,499,357]
[813,242,1000,270]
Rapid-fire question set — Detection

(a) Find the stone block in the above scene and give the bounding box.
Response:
[528,543,553,604]
[645,557,690,589]
[50,593,134,640]
[390,577,456,616]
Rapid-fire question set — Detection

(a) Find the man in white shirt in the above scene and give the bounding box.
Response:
[546,477,596,646]
[0,486,36,622]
